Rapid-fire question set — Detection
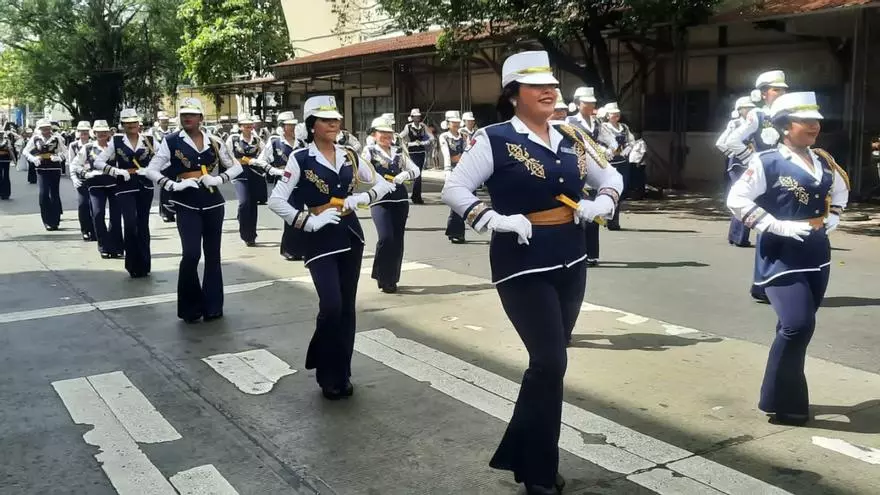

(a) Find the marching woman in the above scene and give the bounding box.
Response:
[77,121,123,258]
[226,114,270,246]
[152,111,176,222]
[94,109,155,278]
[0,123,19,200]
[601,103,637,230]
[442,51,622,494]
[68,121,95,241]
[268,95,396,399]
[440,110,468,243]
[361,115,420,293]
[727,92,849,426]
[144,97,243,322]
[254,111,302,260]
[399,109,431,204]
[23,119,67,230]
[716,96,757,247]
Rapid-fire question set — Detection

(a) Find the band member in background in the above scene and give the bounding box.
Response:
[361,115,421,293]
[268,95,396,399]
[716,96,757,247]
[336,126,361,152]
[601,103,637,230]
[727,92,849,426]
[144,97,243,322]
[550,91,568,121]
[0,123,19,200]
[255,111,301,260]
[442,50,623,495]
[440,110,467,243]
[152,111,176,222]
[94,109,155,278]
[68,121,95,241]
[227,114,271,246]
[23,119,67,230]
[78,120,123,258]
[400,108,431,204]
[461,111,479,142]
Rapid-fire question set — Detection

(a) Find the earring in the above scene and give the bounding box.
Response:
[510,99,517,107]
[783,130,790,136]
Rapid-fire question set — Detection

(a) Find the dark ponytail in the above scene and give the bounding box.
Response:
[304,116,317,143]
[496,82,520,121]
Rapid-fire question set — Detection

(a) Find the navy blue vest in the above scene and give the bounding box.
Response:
[163,132,225,209]
[606,123,629,166]
[0,133,13,162]
[749,109,776,153]
[112,134,154,192]
[32,135,63,170]
[483,121,590,283]
[293,147,364,264]
[84,143,116,189]
[269,136,295,167]
[568,116,601,143]
[443,132,466,166]
[406,124,429,154]
[364,145,408,203]
[752,149,834,286]
[230,134,263,181]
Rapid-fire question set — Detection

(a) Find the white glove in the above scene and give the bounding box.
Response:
[85,170,103,179]
[344,192,369,211]
[267,166,284,177]
[825,214,840,234]
[767,219,812,242]
[201,174,223,187]
[50,155,63,163]
[393,172,410,184]
[761,127,780,146]
[170,178,200,191]
[29,156,41,165]
[135,167,149,176]
[71,177,83,188]
[574,195,615,225]
[371,179,396,198]
[487,213,533,245]
[113,168,131,181]
[304,208,341,232]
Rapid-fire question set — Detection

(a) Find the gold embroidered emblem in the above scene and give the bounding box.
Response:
[174,149,192,169]
[507,143,545,178]
[115,148,130,164]
[779,176,809,205]
[304,169,329,194]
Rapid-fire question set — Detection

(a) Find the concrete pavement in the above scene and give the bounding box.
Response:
[1,169,878,494]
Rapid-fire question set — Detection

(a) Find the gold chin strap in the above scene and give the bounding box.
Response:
[517,66,552,74]
[315,105,338,111]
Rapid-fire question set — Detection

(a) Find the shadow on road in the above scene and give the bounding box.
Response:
[594,261,709,269]
[397,283,496,296]
[569,333,723,351]
[405,227,447,232]
[808,400,880,433]
[821,296,880,308]
[619,228,700,234]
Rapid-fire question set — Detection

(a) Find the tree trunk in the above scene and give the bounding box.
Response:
[585,24,616,101]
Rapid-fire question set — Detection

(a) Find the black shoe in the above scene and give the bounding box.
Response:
[449,237,465,244]
[245,241,256,247]
[525,484,559,495]
[110,252,124,259]
[182,316,202,324]
[555,473,566,491]
[203,313,223,322]
[381,284,398,294]
[0,196,8,200]
[44,225,58,231]
[129,272,149,279]
[607,225,621,231]
[769,412,809,426]
[411,198,424,205]
[321,381,354,400]
[587,259,599,267]
[82,233,94,241]
[256,201,267,205]
[733,242,753,248]
[161,216,175,223]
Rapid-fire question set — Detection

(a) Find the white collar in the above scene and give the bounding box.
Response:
[371,144,397,161]
[510,116,563,152]
[178,130,211,152]
[308,142,349,174]
[778,144,823,181]
[575,113,596,130]
[239,133,258,144]
[120,133,144,151]
[443,130,462,138]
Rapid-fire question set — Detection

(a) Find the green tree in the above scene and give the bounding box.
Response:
[0,0,183,121]
[328,0,722,101]
[177,0,292,104]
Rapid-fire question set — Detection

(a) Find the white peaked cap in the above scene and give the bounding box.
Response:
[277,111,297,125]
[734,96,756,110]
[755,70,788,89]
[770,91,823,121]
[36,118,52,129]
[462,112,475,121]
[92,120,111,132]
[409,108,421,117]
[381,113,396,124]
[370,116,394,133]
[573,86,597,103]
[75,120,91,131]
[303,95,343,120]
[501,51,559,88]
[119,108,140,123]
[157,111,170,120]
[604,102,621,114]
[179,97,204,115]
[238,114,255,125]
[219,115,230,122]
[444,110,462,122]
[554,90,568,110]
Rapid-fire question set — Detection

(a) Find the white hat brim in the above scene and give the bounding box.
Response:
[577,97,598,103]
[517,73,559,86]
[789,110,823,120]
[373,126,394,133]
[767,82,789,89]
[179,109,202,115]
[93,127,111,132]
[311,110,343,120]
[76,126,91,131]
[120,118,140,123]
[446,118,462,123]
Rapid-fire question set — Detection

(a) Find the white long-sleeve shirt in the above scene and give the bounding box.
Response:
[144,130,242,186]
[727,145,849,232]
[93,133,155,175]
[268,143,385,225]
[715,118,742,156]
[439,130,466,172]
[360,144,420,203]
[442,116,624,232]
[723,106,768,162]
[256,134,301,166]
[602,122,636,158]
[22,133,67,166]
[568,113,616,157]
[67,138,91,179]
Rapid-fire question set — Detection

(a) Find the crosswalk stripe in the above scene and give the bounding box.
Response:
[169,465,239,494]
[0,262,431,325]
[355,328,793,495]
[202,349,296,395]
[86,371,181,443]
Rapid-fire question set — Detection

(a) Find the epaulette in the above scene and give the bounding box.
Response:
[813,147,851,190]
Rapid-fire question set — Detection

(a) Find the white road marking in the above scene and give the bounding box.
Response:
[169,465,239,494]
[662,323,701,336]
[617,314,650,325]
[463,325,483,332]
[581,302,649,326]
[812,436,880,465]
[202,349,296,395]
[0,262,431,325]
[86,371,181,443]
[355,328,792,495]
[52,377,177,494]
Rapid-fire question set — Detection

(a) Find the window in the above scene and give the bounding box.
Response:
[352,96,393,139]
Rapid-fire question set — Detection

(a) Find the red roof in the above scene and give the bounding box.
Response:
[715,0,875,21]
[273,30,442,67]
